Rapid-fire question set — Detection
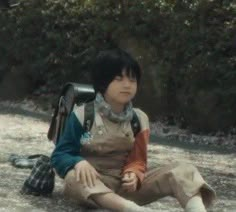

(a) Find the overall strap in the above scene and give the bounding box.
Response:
[83,101,95,132]
[131,110,141,137]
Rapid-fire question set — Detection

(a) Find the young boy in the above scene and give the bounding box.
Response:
[51,49,216,211]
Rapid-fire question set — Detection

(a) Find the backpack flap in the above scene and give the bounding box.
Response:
[70,83,95,105]
[61,82,95,113]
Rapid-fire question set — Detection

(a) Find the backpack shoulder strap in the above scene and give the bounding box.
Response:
[131,110,141,137]
[83,101,95,132]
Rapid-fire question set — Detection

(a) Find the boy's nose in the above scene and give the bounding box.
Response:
[123,79,132,87]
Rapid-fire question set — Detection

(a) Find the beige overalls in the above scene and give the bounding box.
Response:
[63,107,216,209]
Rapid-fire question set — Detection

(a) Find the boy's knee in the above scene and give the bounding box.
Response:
[171,162,199,179]
[167,162,215,207]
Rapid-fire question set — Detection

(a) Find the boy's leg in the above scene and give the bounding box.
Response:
[64,169,155,211]
[119,162,216,210]
[91,192,154,212]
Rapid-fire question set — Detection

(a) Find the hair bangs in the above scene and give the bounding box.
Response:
[91,49,141,94]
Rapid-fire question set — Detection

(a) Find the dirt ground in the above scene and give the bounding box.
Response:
[0,101,235,212]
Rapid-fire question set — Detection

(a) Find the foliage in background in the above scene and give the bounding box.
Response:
[0,0,235,133]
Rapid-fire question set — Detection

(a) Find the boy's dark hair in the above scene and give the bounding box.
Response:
[91,49,141,94]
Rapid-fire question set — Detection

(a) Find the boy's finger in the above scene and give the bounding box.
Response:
[122,172,135,181]
[91,171,97,187]
[123,173,129,178]
[122,181,135,187]
[122,181,137,191]
[81,170,87,187]
[122,176,133,183]
[130,172,136,179]
[86,170,93,188]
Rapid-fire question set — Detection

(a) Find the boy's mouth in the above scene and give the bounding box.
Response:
[120,91,131,95]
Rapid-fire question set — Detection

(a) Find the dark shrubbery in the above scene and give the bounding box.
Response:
[0,0,235,133]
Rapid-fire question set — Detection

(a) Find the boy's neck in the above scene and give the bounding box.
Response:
[103,94,125,114]
[110,103,124,114]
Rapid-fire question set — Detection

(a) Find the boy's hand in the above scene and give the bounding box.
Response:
[74,160,100,188]
[121,172,138,192]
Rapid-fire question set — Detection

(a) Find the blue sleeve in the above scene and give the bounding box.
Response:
[51,112,85,178]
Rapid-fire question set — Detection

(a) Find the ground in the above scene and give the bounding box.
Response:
[0,101,235,212]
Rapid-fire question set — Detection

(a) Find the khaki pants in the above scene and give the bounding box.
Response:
[63,162,216,209]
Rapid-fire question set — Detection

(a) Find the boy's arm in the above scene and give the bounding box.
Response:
[51,112,85,178]
[122,109,150,188]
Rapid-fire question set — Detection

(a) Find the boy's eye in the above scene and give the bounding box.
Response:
[129,77,137,82]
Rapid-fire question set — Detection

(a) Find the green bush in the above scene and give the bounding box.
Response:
[0,0,235,133]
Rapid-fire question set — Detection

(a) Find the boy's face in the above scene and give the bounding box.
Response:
[104,69,137,107]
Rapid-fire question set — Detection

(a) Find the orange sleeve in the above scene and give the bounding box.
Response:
[122,129,150,188]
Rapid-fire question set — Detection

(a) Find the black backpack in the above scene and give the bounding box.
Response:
[47,82,141,144]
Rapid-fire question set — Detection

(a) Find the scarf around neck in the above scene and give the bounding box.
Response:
[94,93,133,123]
